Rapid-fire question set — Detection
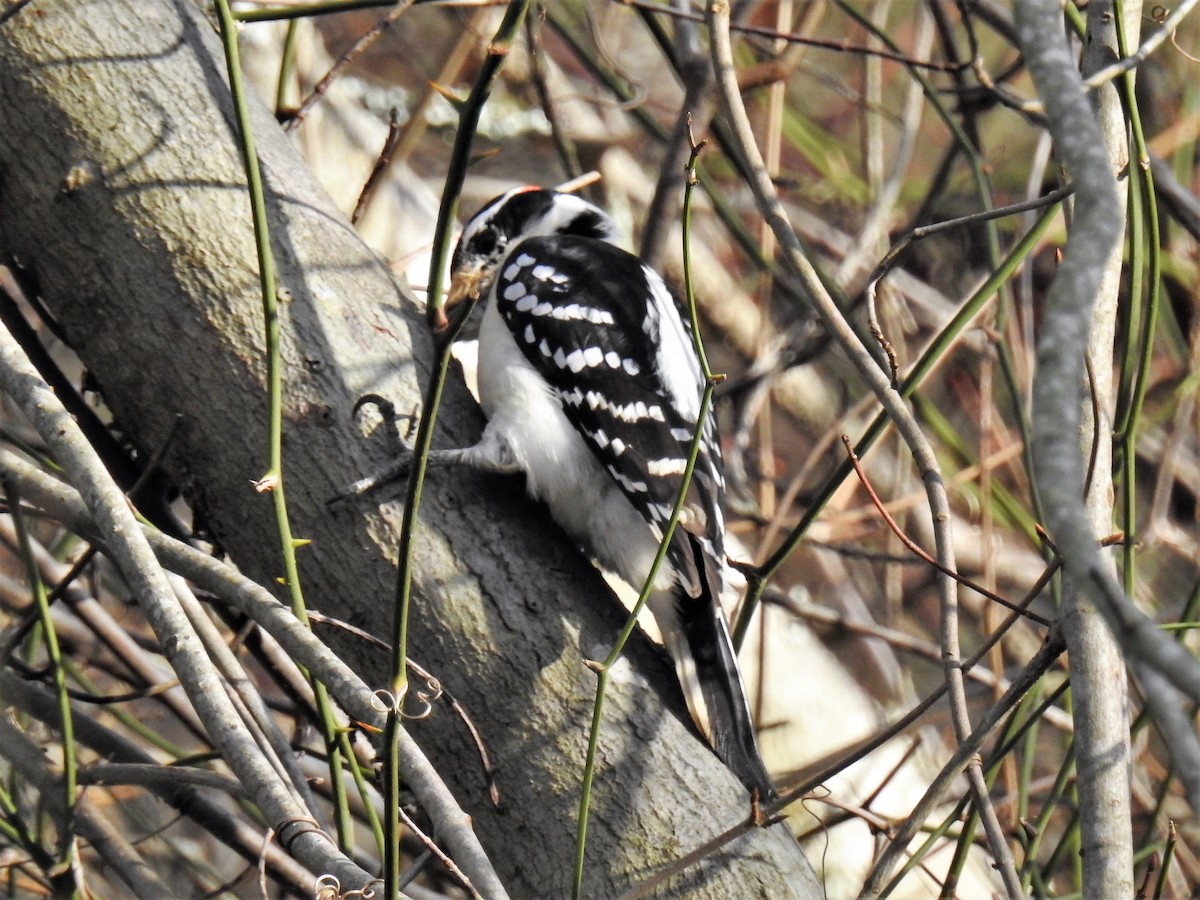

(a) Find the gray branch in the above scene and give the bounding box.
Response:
[1016,3,1200,716]
[0,669,319,895]
[0,446,501,898]
[1017,0,1200,892]
[0,715,173,899]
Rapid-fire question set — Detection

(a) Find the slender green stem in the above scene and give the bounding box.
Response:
[382,706,403,900]
[885,792,970,895]
[423,3,532,326]
[385,0,531,714]
[383,4,531,896]
[572,136,716,899]
[6,483,77,894]
[391,0,533,694]
[573,382,718,900]
[940,806,981,898]
[0,780,55,872]
[1023,738,1077,889]
[1017,680,1045,830]
[1115,163,1144,433]
[571,664,607,900]
[274,19,301,115]
[1110,1,1160,595]
[213,0,354,850]
[1153,823,1178,900]
[60,660,192,758]
[994,337,1049,551]
[681,134,714,380]
[345,730,385,860]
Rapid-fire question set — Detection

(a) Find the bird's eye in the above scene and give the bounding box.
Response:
[474,226,500,256]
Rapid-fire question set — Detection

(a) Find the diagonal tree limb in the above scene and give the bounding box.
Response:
[0,668,320,895]
[0,445,503,898]
[0,2,817,894]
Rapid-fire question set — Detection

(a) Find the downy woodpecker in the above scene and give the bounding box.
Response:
[445,187,774,798]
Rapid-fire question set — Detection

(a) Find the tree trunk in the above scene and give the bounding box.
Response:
[0,1,817,896]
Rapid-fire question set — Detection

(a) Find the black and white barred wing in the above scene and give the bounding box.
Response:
[494,235,726,590]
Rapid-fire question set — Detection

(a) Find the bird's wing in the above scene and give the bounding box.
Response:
[493,235,725,588]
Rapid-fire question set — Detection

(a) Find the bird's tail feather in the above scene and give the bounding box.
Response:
[654,587,777,801]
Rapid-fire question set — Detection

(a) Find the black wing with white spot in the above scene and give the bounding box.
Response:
[494,234,726,588]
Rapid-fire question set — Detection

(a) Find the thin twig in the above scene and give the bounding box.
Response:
[836,6,933,290]
[213,0,357,853]
[861,628,1067,895]
[573,129,724,898]
[352,107,405,225]
[621,0,968,71]
[773,594,1072,730]
[842,435,1052,627]
[384,4,529,897]
[0,717,170,897]
[282,1,417,134]
[305,609,501,807]
[0,670,320,895]
[1022,0,1200,785]
[4,482,79,889]
[0,448,506,899]
[864,185,1074,297]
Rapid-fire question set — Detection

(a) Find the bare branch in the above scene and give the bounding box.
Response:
[1018,0,1200,746]
[0,446,506,899]
[0,716,173,898]
[0,321,379,893]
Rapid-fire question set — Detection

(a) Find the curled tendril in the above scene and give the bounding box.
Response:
[371,688,399,713]
[313,873,340,900]
[1148,4,1200,63]
[313,873,382,899]
[371,679,442,720]
[406,674,443,720]
[342,880,383,899]
[1171,30,1200,62]
[275,814,329,855]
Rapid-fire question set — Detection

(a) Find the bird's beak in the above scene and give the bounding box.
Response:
[446,262,488,311]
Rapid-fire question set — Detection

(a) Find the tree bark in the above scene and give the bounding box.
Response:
[0,1,817,896]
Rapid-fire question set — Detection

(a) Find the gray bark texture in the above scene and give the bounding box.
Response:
[0,1,817,896]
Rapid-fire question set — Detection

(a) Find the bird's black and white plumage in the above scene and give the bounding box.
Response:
[448,187,774,799]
